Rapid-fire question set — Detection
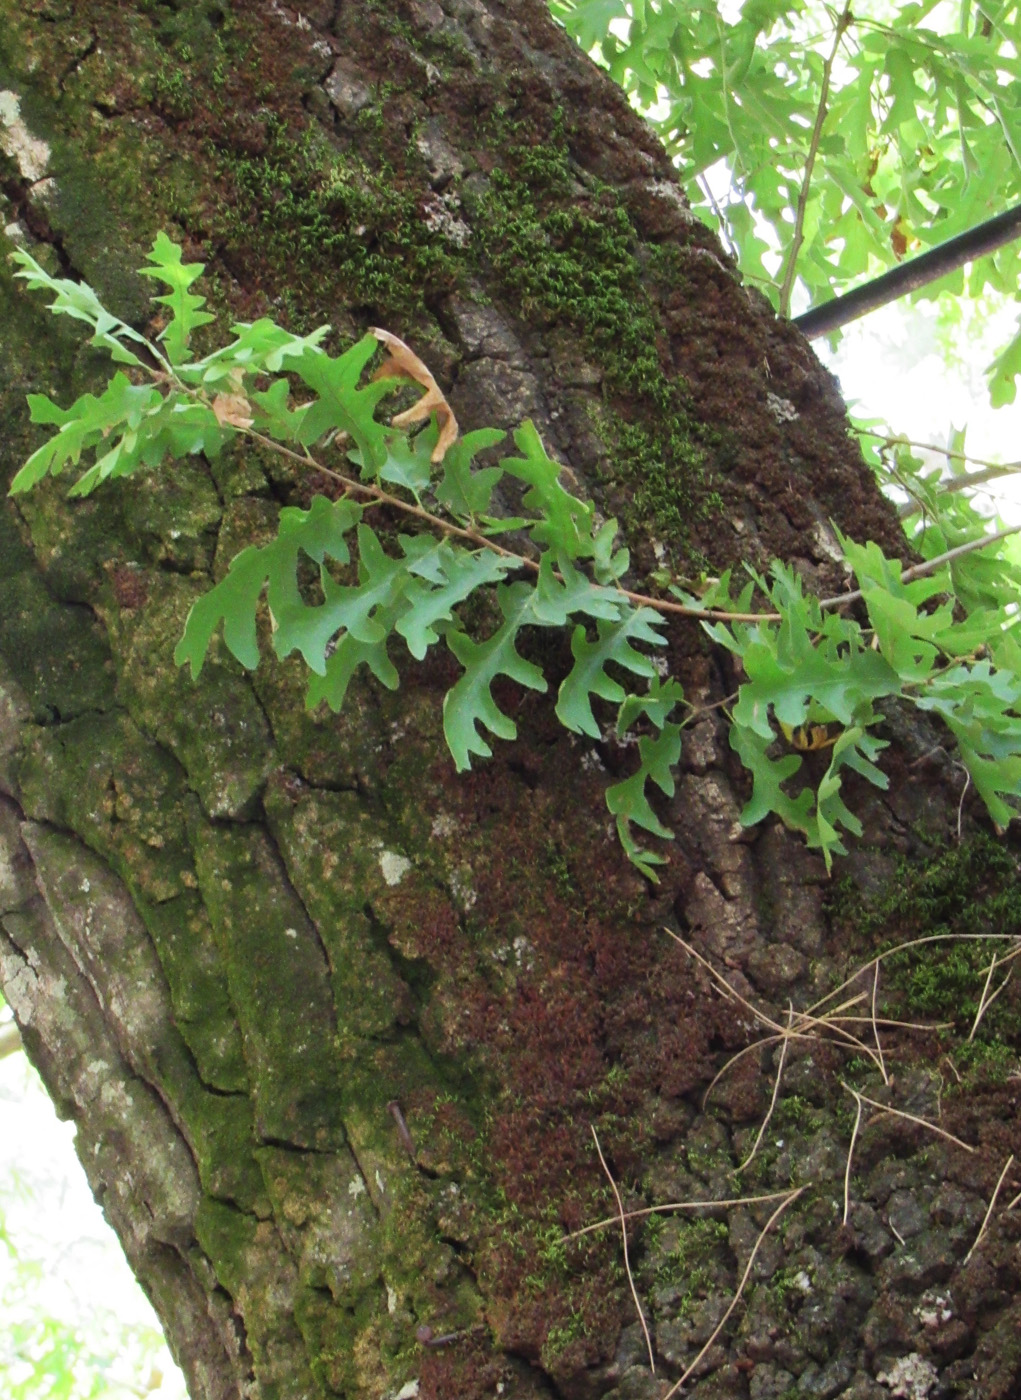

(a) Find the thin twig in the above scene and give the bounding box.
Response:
[807,934,1021,1019]
[842,1092,864,1225]
[666,928,946,1109]
[815,524,1021,612]
[870,962,888,1086]
[968,954,998,1041]
[963,1155,1015,1265]
[967,962,1013,1042]
[833,1015,952,1031]
[839,1083,975,1153]
[665,930,786,1035]
[968,952,1002,1042]
[240,428,779,625]
[591,1126,654,1373]
[735,1005,793,1173]
[956,768,971,842]
[854,428,1021,486]
[660,1189,805,1398]
[161,354,1021,635]
[562,1190,797,1242]
[697,174,740,263]
[778,4,854,316]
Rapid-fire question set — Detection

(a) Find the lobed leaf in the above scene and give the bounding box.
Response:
[396,538,518,659]
[605,722,682,883]
[556,607,666,738]
[442,582,549,769]
[500,420,598,559]
[10,248,153,367]
[174,496,363,677]
[291,335,392,470]
[138,232,216,364]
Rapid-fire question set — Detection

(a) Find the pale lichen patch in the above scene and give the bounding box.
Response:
[0,91,50,182]
[379,850,412,886]
[449,868,477,911]
[876,1354,939,1399]
[766,391,799,424]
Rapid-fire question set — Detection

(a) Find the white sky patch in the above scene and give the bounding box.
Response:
[819,295,1021,521]
[0,91,50,182]
[0,1053,187,1397]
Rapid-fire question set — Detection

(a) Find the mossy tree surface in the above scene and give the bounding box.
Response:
[2,4,1020,1400]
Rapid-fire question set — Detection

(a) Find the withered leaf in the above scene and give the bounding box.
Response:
[371,327,459,463]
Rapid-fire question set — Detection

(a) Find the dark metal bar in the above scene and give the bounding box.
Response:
[792,203,1021,339]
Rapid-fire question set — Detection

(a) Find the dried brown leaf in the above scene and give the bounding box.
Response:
[212,392,254,429]
[371,327,459,463]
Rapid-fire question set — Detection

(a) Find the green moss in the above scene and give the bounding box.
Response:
[107,573,273,820]
[190,820,350,1150]
[830,834,1021,1062]
[650,1216,729,1300]
[153,58,194,119]
[774,1095,823,1132]
[0,571,115,723]
[766,1263,811,1307]
[542,1310,593,1362]
[15,712,254,1093]
[213,117,461,319]
[951,1037,1018,1083]
[472,119,720,554]
[609,412,719,554]
[195,1196,320,1397]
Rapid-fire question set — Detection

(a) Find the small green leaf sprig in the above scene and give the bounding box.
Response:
[10,236,1021,876]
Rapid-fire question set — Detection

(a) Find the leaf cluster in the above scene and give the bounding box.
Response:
[11,237,1021,877]
[10,239,683,879]
[686,525,1021,866]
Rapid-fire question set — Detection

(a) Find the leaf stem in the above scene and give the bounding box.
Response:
[778,3,854,317]
[816,523,1021,610]
[858,429,1021,484]
[239,426,780,624]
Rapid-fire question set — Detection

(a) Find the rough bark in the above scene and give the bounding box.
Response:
[1,4,1020,1400]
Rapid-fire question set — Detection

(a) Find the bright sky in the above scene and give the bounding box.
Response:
[821,295,1021,521]
[0,1046,188,1399]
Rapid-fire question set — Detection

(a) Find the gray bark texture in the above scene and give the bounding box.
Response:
[1,3,1020,1399]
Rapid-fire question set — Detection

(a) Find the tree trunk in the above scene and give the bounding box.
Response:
[2,4,1019,1399]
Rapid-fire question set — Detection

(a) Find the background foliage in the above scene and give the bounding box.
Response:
[551,0,1021,403]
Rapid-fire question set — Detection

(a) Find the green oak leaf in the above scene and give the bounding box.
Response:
[396,539,517,660]
[175,496,363,677]
[435,428,506,518]
[291,335,392,471]
[605,723,682,883]
[10,248,152,367]
[501,420,597,559]
[139,232,216,365]
[556,608,665,739]
[443,582,548,768]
